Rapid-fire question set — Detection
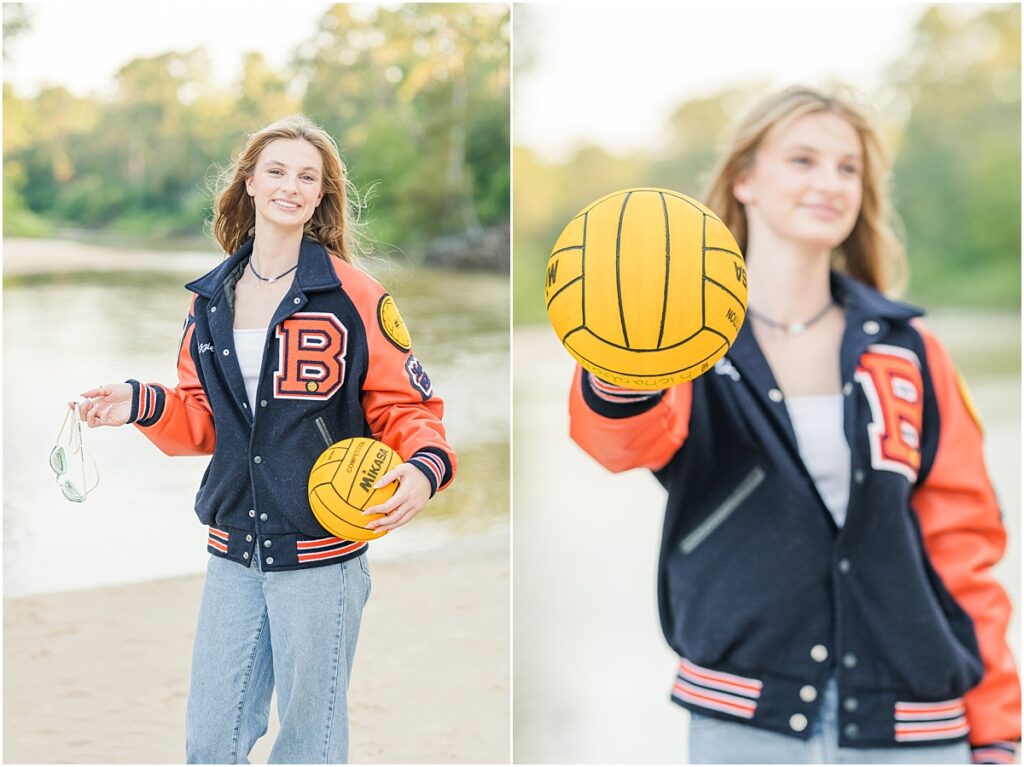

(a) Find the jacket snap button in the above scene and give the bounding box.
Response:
[844,723,860,739]
[789,713,808,732]
[843,697,859,712]
[210,306,216,312]
[264,540,272,548]
[862,320,880,335]
[810,644,829,662]
[246,534,252,542]
[222,349,230,356]
[293,297,301,304]
[242,551,250,559]
[260,513,268,522]
[260,400,268,408]
[843,382,853,396]
[248,509,256,518]
[842,652,858,669]
[266,557,274,565]
[768,388,784,403]
[853,469,865,484]
[838,558,851,574]
[799,685,817,703]
[254,456,262,464]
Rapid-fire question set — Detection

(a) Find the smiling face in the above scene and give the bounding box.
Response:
[733,111,864,253]
[245,138,325,233]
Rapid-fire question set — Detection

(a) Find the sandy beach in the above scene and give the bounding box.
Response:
[3,535,509,764]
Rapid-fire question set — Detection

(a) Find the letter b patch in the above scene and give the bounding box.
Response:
[274,313,347,400]
[854,344,923,481]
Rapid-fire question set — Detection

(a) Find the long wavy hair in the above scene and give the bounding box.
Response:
[211,115,358,262]
[705,85,906,294]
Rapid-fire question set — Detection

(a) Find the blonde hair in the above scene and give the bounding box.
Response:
[705,85,906,294]
[211,115,358,262]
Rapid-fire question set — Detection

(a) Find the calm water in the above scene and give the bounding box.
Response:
[3,240,509,597]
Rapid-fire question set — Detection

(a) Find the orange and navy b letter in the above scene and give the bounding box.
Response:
[274,313,348,400]
[854,344,924,481]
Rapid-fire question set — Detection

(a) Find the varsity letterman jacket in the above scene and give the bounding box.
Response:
[569,272,1019,761]
[125,237,456,570]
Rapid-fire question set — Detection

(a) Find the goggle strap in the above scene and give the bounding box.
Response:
[54,404,76,445]
[83,450,100,494]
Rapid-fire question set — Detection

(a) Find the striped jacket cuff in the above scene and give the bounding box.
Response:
[581,370,664,419]
[407,447,453,497]
[972,742,1017,764]
[124,379,165,427]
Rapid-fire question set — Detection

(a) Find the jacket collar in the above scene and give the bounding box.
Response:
[731,270,923,365]
[723,271,923,507]
[185,237,342,298]
[829,270,923,323]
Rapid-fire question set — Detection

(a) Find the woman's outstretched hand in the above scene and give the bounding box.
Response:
[78,383,133,428]
[363,463,432,532]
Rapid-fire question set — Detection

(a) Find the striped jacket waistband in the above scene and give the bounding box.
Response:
[206,525,367,570]
[669,655,972,748]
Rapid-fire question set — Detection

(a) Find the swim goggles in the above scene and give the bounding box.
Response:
[49,403,99,503]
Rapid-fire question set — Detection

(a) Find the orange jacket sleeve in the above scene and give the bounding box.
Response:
[568,365,692,473]
[336,260,456,496]
[128,296,216,456]
[911,321,1020,748]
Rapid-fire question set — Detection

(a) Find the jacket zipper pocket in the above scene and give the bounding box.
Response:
[679,466,766,554]
[315,417,335,450]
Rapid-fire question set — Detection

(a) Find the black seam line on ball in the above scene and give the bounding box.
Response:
[572,188,710,221]
[615,191,632,349]
[701,213,707,329]
[562,324,709,353]
[571,191,627,221]
[704,326,731,346]
[546,275,583,309]
[560,324,586,345]
[658,191,671,349]
[705,246,744,259]
[705,277,745,308]
[563,337,729,377]
[658,189,709,214]
[581,211,589,327]
[550,245,583,257]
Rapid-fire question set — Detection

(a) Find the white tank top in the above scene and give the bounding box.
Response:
[233,328,267,413]
[785,394,851,527]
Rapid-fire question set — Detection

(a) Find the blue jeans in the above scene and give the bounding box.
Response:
[185,549,371,764]
[687,678,971,764]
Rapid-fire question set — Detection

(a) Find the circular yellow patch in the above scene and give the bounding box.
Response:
[306,381,319,393]
[955,368,984,434]
[378,294,412,352]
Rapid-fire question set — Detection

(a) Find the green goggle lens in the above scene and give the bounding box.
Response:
[49,446,68,475]
[60,479,86,503]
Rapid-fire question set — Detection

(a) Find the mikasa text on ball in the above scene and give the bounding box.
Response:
[545,188,748,389]
[308,437,403,541]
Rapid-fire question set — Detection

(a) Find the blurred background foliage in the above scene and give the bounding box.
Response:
[514,5,1020,321]
[3,3,510,269]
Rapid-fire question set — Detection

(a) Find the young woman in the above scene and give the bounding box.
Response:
[569,87,1019,764]
[78,115,456,763]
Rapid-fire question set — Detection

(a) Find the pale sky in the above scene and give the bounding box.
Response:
[514,2,932,161]
[3,2,333,97]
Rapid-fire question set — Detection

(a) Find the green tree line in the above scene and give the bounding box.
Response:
[3,3,510,266]
[514,5,1020,320]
